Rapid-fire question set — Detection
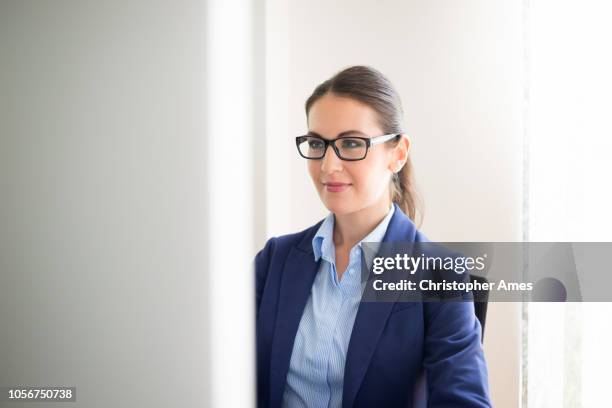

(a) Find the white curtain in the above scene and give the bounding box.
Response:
[526,1,612,406]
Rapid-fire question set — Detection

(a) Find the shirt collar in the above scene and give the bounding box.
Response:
[312,203,396,263]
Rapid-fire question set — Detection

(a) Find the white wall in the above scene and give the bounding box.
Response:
[0,1,213,406]
[206,0,258,406]
[263,1,524,407]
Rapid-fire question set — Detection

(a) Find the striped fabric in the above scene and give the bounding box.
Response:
[281,204,395,408]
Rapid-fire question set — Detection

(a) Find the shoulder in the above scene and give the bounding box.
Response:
[254,220,323,309]
[384,203,430,243]
[256,219,324,259]
[254,219,323,280]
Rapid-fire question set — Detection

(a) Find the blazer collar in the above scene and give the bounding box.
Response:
[268,223,321,408]
[342,203,419,408]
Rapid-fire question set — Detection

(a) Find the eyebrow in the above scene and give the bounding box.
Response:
[306,130,368,139]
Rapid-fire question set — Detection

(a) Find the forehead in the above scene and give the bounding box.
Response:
[307,93,382,137]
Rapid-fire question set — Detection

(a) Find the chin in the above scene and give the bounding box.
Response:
[321,198,358,216]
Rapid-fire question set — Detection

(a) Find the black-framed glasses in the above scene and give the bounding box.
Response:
[295,133,400,161]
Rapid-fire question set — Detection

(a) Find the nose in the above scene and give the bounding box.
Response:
[320,144,343,174]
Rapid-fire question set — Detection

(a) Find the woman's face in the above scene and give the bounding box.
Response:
[306,92,404,216]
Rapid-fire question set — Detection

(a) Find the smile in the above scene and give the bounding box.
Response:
[324,182,351,193]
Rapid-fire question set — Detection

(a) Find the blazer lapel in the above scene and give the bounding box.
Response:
[268,243,320,408]
[342,204,418,408]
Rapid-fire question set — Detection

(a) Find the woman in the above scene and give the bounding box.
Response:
[255,66,491,408]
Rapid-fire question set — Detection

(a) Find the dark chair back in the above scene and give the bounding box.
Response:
[469,274,489,341]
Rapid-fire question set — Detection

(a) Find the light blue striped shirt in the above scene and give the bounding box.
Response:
[281,204,395,408]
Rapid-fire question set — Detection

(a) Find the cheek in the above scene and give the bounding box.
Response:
[307,162,320,182]
[352,159,390,194]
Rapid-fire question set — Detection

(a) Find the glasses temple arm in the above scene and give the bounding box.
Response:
[369,133,401,146]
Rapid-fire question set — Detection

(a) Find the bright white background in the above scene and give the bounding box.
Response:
[527,1,612,407]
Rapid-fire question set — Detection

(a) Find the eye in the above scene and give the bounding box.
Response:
[340,138,366,149]
[308,139,325,150]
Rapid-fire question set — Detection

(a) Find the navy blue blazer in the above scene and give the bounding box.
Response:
[255,204,491,408]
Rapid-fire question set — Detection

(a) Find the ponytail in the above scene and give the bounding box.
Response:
[390,156,422,226]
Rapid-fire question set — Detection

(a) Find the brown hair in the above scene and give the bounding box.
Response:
[305,65,423,225]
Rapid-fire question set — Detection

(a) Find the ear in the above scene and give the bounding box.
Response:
[388,134,411,173]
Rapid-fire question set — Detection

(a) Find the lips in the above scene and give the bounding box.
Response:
[323,182,351,193]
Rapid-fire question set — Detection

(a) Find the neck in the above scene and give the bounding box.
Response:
[333,198,392,249]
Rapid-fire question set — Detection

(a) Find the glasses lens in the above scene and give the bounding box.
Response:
[298,136,326,158]
[336,138,367,160]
